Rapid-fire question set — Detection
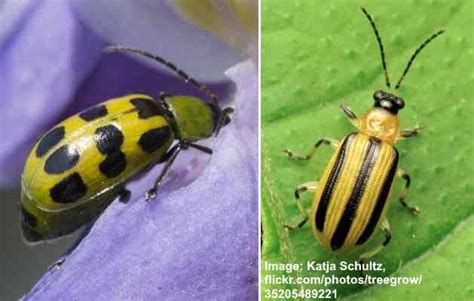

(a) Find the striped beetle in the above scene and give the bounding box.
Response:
[20,46,233,242]
[284,8,444,263]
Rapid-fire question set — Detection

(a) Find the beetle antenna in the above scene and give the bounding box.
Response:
[394,29,445,89]
[103,46,219,105]
[361,7,391,89]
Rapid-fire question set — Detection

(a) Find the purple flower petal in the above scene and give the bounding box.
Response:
[0,1,104,186]
[0,0,38,48]
[70,0,240,82]
[23,60,258,300]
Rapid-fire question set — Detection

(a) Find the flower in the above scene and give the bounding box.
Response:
[0,1,257,299]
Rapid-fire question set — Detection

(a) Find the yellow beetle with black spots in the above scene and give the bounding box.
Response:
[284,8,444,263]
[20,47,233,242]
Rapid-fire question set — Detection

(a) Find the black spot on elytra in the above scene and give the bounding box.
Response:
[36,126,65,157]
[44,145,80,174]
[94,124,128,178]
[131,98,164,119]
[94,125,124,155]
[99,151,126,178]
[79,105,108,121]
[21,207,38,228]
[138,127,172,153]
[50,172,88,203]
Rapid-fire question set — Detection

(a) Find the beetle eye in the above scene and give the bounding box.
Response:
[395,98,405,109]
[373,90,385,101]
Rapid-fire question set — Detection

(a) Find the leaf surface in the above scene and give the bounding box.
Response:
[262,1,473,299]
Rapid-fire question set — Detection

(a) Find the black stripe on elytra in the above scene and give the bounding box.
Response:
[50,172,88,203]
[315,133,356,231]
[138,127,172,153]
[130,98,165,119]
[330,137,380,250]
[356,147,399,245]
[44,145,80,174]
[79,105,108,121]
[36,126,65,157]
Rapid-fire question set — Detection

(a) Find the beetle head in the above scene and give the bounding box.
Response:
[373,90,405,114]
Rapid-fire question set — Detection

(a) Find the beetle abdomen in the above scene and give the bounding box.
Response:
[20,183,123,242]
[20,94,174,241]
[310,133,399,250]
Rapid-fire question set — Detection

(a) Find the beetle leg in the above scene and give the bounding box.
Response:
[398,124,423,140]
[340,103,359,128]
[284,138,339,161]
[48,258,65,271]
[358,218,392,264]
[214,107,235,136]
[118,188,131,204]
[145,144,182,202]
[188,142,213,154]
[397,169,420,215]
[284,181,318,231]
[156,144,179,164]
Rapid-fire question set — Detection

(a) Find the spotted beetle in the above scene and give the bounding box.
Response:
[20,47,233,242]
[284,8,444,263]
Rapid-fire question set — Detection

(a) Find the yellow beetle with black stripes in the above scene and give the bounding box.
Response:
[284,8,444,263]
[20,47,233,242]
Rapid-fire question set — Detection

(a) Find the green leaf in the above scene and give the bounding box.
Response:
[346,216,474,301]
[261,0,473,300]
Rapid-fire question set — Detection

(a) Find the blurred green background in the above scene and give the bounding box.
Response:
[261,0,473,300]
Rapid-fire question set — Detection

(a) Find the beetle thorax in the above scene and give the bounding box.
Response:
[359,108,399,144]
[166,96,216,141]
